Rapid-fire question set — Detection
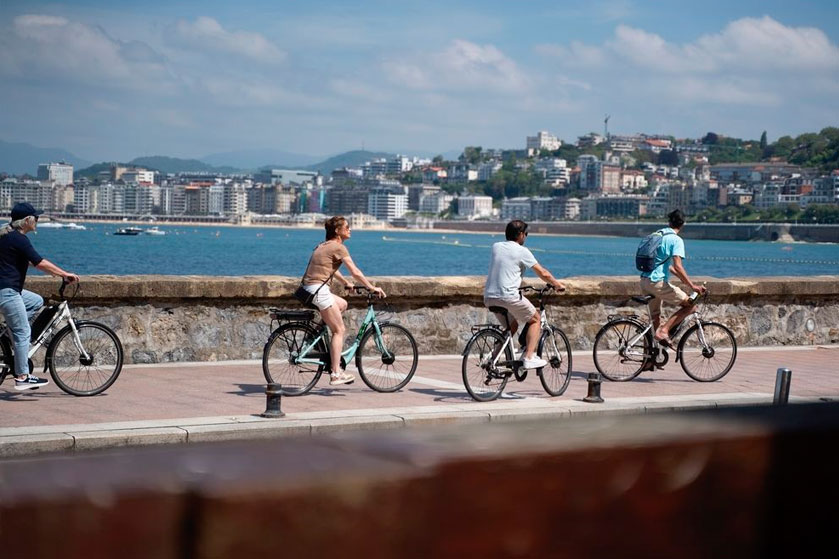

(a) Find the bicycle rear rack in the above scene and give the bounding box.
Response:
[471,324,502,334]
[269,308,316,322]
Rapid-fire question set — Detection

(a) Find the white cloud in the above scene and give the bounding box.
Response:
[1,14,171,89]
[169,17,286,64]
[384,39,530,93]
[536,16,839,109]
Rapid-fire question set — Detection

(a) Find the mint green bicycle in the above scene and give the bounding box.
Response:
[262,286,418,395]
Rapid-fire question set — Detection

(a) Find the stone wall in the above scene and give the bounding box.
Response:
[25,275,839,364]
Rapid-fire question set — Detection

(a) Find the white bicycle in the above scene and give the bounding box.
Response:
[0,280,124,396]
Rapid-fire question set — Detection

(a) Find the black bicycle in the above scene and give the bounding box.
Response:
[592,287,737,382]
[462,285,572,402]
[0,280,124,396]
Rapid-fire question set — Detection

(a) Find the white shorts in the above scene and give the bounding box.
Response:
[303,283,335,311]
[484,296,537,328]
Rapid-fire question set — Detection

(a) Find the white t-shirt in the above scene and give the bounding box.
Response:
[483,241,538,300]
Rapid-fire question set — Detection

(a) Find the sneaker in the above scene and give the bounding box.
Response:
[329,372,355,386]
[15,375,49,391]
[521,357,548,370]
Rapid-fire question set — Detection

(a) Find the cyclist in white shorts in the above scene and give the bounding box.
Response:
[483,220,565,369]
[300,216,384,385]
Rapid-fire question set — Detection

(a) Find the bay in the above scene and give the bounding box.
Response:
[29,223,839,278]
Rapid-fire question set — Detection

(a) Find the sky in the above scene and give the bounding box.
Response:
[1,0,838,163]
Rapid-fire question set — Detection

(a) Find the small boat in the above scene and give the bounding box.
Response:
[144,227,166,236]
[113,227,143,236]
[65,223,87,230]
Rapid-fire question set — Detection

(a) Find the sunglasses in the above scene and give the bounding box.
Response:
[524,230,528,237]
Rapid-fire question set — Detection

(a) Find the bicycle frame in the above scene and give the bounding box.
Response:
[2,299,90,375]
[294,303,385,369]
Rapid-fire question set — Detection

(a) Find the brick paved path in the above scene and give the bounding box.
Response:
[2,345,837,429]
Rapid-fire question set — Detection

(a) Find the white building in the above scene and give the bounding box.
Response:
[526,131,562,155]
[121,169,155,184]
[37,162,74,186]
[534,158,570,186]
[368,190,408,221]
[457,195,493,219]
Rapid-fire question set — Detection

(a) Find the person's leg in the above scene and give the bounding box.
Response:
[658,301,695,340]
[0,289,32,377]
[20,289,43,321]
[320,305,346,376]
[654,283,690,342]
[523,310,541,360]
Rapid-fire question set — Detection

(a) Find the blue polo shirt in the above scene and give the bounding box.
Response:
[0,229,43,292]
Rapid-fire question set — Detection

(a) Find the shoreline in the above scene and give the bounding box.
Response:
[42,216,839,243]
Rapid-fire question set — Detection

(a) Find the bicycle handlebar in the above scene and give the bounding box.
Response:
[518,284,565,295]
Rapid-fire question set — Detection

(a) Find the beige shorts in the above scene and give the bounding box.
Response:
[640,278,689,317]
[484,296,537,328]
[303,283,335,311]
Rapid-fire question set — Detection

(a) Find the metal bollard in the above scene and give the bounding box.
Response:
[261,383,286,418]
[583,372,604,403]
[773,368,792,406]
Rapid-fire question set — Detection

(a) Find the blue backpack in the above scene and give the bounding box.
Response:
[635,229,675,272]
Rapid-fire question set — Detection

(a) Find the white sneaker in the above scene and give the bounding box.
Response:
[521,356,548,370]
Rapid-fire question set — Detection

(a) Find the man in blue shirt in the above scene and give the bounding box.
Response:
[640,209,706,348]
[0,203,79,390]
[484,220,566,369]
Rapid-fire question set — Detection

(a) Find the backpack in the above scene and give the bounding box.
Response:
[635,229,675,272]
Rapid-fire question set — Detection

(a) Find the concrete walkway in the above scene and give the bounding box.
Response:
[1,345,837,457]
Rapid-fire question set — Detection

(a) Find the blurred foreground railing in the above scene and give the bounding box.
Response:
[1,402,837,558]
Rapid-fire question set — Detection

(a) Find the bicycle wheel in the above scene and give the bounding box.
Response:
[462,328,510,402]
[537,325,572,396]
[0,336,11,386]
[262,323,325,396]
[356,322,418,392]
[592,318,650,382]
[677,321,737,382]
[47,322,123,396]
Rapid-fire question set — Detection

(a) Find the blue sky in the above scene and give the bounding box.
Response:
[1,0,837,163]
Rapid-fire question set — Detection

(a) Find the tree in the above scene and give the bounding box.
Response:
[760,131,768,150]
[432,155,444,164]
[702,132,719,145]
[658,149,679,166]
[462,146,483,165]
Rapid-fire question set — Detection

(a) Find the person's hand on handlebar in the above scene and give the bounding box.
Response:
[63,273,80,284]
[550,280,566,292]
[371,286,386,298]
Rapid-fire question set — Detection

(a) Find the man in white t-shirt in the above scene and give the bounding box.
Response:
[484,220,566,369]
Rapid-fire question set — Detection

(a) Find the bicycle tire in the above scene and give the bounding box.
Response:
[262,322,325,396]
[677,321,737,382]
[462,328,510,402]
[47,321,124,396]
[592,318,650,382]
[537,325,573,396]
[356,322,418,392]
[0,335,11,385]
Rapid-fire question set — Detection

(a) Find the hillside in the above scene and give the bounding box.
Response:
[0,139,91,175]
[303,150,394,174]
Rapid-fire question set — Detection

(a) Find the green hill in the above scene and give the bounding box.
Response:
[129,156,241,175]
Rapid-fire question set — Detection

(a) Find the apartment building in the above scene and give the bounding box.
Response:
[368,189,408,221]
[526,131,562,155]
[501,197,532,220]
[37,162,74,186]
[457,195,493,219]
[407,184,441,210]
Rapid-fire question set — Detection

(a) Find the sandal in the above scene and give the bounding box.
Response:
[329,372,355,386]
[654,335,672,349]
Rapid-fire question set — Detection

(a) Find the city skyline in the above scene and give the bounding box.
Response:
[1,0,837,163]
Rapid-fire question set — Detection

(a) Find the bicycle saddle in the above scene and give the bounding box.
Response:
[487,306,508,315]
[632,295,656,305]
